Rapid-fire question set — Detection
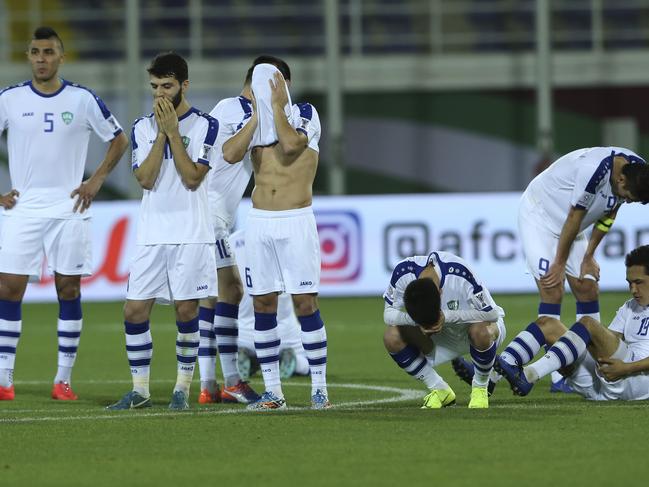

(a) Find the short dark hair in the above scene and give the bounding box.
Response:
[244,55,291,84]
[625,245,649,276]
[403,278,441,328]
[147,52,188,83]
[32,26,64,51]
[622,162,649,204]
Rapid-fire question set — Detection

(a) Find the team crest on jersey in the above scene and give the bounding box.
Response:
[447,300,459,310]
[61,111,74,125]
[182,136,190,148]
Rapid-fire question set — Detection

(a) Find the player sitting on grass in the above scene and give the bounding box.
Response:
[383,251,506,409]
[495,245,649,401]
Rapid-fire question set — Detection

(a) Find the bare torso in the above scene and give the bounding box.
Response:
[251,144,318,210]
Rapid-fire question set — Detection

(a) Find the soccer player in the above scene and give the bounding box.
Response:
[228,229,310,381]
[0,27,128,401]
[196,57,288,406]
[224,60,329,410]
[517,147,649,392]
[383,251,506,409]
[107,52,217,410]
[495,245,649,401]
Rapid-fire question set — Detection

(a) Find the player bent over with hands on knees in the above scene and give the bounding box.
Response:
[0,27,128,401]
[107,52,217,411]
[495,245,649,401]
[383,251,506,409]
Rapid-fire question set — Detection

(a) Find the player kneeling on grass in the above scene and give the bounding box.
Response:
[383,251,506,409]
[495,245,649,401]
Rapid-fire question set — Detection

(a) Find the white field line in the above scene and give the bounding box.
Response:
[0,382,423,423]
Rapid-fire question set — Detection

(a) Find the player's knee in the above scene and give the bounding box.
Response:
[253,294,278,314]
[175,301,199,322]
[536,315,560,330]
[199,296,217,309]
[383,326,405,352]
[123,302,148,323]
[54,278,81,301]
[578,316,600,331]
[468,323,492,349]
[294,299,318,316]
[222,281,244,304]
[572,279,598,301]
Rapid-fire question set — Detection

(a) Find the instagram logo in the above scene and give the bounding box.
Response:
[316,211,362,283]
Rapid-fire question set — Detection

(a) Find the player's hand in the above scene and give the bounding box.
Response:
[420,311,445,335]
[0,189,19,209]
[540,261,566,289]
[71,176,102,213]
[579,255,600,282]
[269,72,289,110]
[155,97,179,135]
[597,357,630,381]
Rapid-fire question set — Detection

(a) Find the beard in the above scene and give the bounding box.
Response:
[171,89,182,108]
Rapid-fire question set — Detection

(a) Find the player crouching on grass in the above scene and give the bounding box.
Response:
[494,245,649,401]
[383,251,506,409]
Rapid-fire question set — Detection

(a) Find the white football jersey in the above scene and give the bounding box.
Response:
[131,107,217,245]
[383,251,504,338]
[608,298,649,361]
[524,147,645,235]
[291,102,321,153]
[0,79,122,219]
[206,96,254,229]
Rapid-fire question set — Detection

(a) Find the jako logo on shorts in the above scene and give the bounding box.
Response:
[316,210,362,283]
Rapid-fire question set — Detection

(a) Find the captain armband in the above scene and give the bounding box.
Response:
[595,217,615,233]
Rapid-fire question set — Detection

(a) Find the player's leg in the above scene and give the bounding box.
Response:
[277,294,309,378]
[235,290,259,381]
[46,218,94,400]
[525,316,620,384]
[197,296,219,403]
[167,243,216,410]
[52,273,82,400]
[291,293,331,409]
[216,264,259,404]
[244,211,286,410]
[466,321,500,408]
[383,325,455,408]
[0,216,46,399]
[248,292,287,410]
[0,273,29,400]
[107,245,169,410]
[495,316,567,395]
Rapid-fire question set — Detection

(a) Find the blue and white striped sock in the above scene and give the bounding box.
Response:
[390,345,448,390]
[526,322,590,382]
[538,302,561,320]
[125,320,153,398]
[576,300,600,322]
[298,310,328,396]
[501,322,546,366]
[470,342,497,387]
[254,312,282,398]
[197,306,217,388]
[175,317,200,395]
[55,297,82,384]
[0,299,21,387]
[215,302,240,387]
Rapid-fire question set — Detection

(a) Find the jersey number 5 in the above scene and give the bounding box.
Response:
[44,112,54,132]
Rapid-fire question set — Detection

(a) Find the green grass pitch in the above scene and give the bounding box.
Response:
[2,294,648,487]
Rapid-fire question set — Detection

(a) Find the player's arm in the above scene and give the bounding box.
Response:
[383,302,417,327]
[445,285,500,325]
[223,98,257,164]
[71,131,128,212]
[540,206,586,288]
[269,72,307,160]
[158,98,209,190]
[134,132,166,190]
[598,353,649,381]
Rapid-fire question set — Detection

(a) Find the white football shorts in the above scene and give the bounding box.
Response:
[567,340,649,401]
[518,192,590,281]
[126,243,216,304]
[244,206,320,295]
[426,316,507,367]
[0,215,91,281]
